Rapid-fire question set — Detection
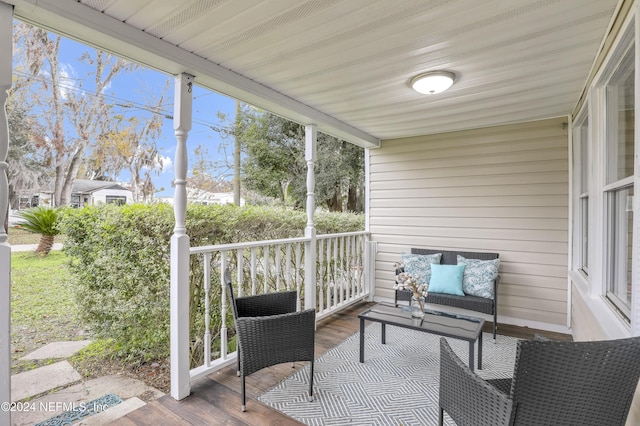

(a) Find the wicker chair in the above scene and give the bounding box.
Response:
[225,270,316,412]
[439,336,640,426]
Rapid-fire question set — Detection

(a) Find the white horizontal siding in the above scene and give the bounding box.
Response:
[370,117,569,328]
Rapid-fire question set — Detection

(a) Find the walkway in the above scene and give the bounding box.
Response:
[9,242,165,424]
[10,341,163,426]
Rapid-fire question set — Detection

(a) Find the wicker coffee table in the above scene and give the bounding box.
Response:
[358,302,485,371]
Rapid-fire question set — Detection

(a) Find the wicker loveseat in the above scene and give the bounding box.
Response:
[395,248,500,339]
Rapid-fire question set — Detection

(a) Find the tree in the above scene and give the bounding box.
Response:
[15,206,61,256]
[236,107,304,207]
[316,138,365,212]
[12,22,138,206]
[233,100,242,206]
[5,101,48,209]
[89,108,167,202]
[236,106,364,211]
[186,145,233,193]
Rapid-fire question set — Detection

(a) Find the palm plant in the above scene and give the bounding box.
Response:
[15,206,61,256]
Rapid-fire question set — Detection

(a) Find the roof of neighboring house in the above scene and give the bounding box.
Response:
[72,179,131,194]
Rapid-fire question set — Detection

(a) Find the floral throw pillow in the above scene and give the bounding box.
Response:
[457,255,500,299]
[401,252,442,286]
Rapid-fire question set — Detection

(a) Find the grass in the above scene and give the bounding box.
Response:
[9,248,169,393]
[10,251,88,373]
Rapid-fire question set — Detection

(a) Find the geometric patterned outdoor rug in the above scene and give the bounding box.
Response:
[259,322,520,425]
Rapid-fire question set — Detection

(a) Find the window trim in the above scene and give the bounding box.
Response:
[572,107,590,278]
[604,184,633,319]
[570,10,639,337]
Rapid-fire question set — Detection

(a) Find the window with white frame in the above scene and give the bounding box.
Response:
[604,43,634,320]
[573,113,589,275]
[106,195,127,205]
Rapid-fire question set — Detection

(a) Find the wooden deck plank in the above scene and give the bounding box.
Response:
[123,400,191,425]
[190,377,302,425]
[157,391,249,425]
[120,300,571,424]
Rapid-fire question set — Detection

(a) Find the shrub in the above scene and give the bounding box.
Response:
[61,203,363,363]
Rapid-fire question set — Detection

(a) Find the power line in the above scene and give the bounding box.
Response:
[12,70,231,133]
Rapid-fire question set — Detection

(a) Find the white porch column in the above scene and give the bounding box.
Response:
[170,73,193,400]
[0,3,12,423]
[633,12,640,337]
[304,125,317,310]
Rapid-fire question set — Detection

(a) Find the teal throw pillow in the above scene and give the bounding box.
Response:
[457,255,500,299]
[401,252,442,286]
[428,264,465,296]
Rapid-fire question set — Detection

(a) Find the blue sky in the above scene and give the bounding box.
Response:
[55,35,237,197]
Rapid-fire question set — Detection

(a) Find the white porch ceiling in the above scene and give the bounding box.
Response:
[5,0,621,147]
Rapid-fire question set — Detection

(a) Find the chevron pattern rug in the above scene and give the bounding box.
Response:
[259,322,520,425]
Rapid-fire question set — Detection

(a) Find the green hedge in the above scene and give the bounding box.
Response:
[61,203,363,363]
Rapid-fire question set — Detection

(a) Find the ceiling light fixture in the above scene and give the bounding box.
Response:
[411,71,455,95]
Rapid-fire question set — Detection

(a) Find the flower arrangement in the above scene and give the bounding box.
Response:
[393,261,428,317]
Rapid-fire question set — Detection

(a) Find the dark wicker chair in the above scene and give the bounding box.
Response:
[439,336,640,426]
[225,269,316,412]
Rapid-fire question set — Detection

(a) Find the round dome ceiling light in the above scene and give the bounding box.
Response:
[411,71,455,95]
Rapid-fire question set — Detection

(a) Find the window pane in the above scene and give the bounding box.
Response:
[606,48,634,183]
[607,186,633,318]
[106,196,127,205]
[580,196,589,273]
[580,118,589,192]
[573,114,589,274]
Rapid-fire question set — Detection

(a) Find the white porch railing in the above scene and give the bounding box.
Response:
[187,231,372,382]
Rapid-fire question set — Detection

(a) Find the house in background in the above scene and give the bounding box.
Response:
[157,188,245,206]
[1,0,640,423]
[70,179,133,208]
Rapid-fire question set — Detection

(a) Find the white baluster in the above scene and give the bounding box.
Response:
[250,247,257,295]
[203,253,211,367]
[263,245,269,293]
[318,239,324,313]
[220,251,228,360]
[295,242,302,311]
[237,249,244,297]
[326,237,332,309]
[346,236,352,301]
[357,235,363,294]
[275,244,282,291]
[339,236,345,303]
[333,238,338,307]
[286,243,292,290]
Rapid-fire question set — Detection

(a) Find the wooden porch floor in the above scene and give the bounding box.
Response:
[118,302,571,425]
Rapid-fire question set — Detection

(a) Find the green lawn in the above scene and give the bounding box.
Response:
[11,251,88,372]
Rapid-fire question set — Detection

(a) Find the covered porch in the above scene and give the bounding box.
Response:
[117,302,571,425]
[1,0,640,424]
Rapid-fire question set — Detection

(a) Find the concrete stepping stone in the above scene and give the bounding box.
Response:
[10,375,164,426]
[20,340,92,361]
[11,360,81,402]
